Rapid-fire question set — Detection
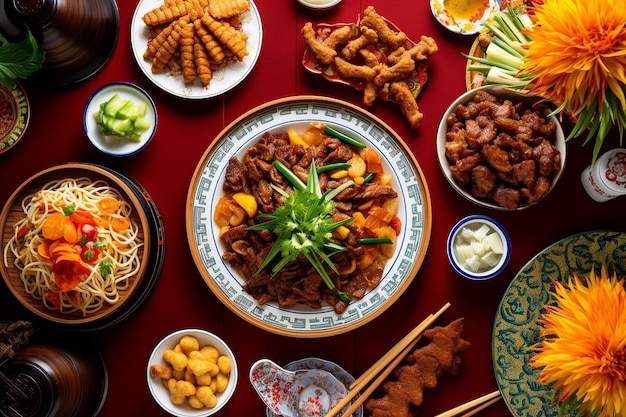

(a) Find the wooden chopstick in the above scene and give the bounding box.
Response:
[433,390,502,417]
[349,302,451,390]
[323,302,451,417]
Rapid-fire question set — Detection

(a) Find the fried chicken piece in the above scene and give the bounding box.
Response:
[493,184,521,209]
[193,35,213,86]
[521,175,551,203]
[389,81,423,129]
[363,82,378,106]
[207,0,249,19]
[301,22,337,66]
[532,140,560,177]
[512,159,537,188]
[334,57,377,82]
[374,52,415,87]
[359,48,381,67]
[365,318,470,417]
[481,143,513,172]
[179,22,197,84]
[151,16,189,73]
[360,6,407,50]
[341,26,378,60]
[201,13,249,61]
[142,0,188,26]
[407,35,439,61]
[322,25,354,50]
[471,165,497,198]
[194,18,226,64]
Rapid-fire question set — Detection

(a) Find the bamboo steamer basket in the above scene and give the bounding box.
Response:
[0,163,153,327]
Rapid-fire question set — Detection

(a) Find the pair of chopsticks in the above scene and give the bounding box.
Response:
[324,302,452,417]
[434,390,502,417]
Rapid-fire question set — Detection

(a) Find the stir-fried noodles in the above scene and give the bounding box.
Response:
[3,177,143,316]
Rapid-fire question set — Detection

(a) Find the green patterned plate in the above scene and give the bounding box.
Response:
[493,230,626,417]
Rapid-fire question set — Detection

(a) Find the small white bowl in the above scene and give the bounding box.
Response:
[84,82,157,156]
[147,329,238,417]
[447,215,511,280]
[297,0,342,10]
[437,84,566,210]
[430,0,497,35]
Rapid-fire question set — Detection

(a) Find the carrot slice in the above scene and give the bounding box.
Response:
[110,217,131,232]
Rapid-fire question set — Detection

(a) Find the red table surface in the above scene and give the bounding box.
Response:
[1,1,624,416]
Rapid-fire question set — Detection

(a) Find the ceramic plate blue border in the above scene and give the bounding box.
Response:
[186,95,432,338]
[493,230,626,417]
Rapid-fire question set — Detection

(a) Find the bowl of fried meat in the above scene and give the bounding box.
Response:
[437,84,566,210]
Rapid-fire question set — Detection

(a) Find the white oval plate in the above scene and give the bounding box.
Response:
[186,96,432,338]
[130,0,262,99]
[84,82,158,156]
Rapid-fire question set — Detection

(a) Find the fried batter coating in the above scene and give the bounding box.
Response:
[194,18,226,64]
[334,57,377,82]
[363,82,378,106]
[201,13,249,61]
[373,52,415,87]
[341,26,378,60]
[152,16,189,73]
[360,6,406,50]
[180,22,197,84]
[359,48,381,67]
[390,81,423,129]
[301,22,337,66]
[144,20,176,60]
[365,318,470,417]
[192,35,213,86]
[142,0,188,26]
[409,36,438,61]
[207,0,250,19]
[322,25,354,50]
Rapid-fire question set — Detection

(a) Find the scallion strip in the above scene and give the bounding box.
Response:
[358,237,393,245]
[362,172,375,183]
[323,125,366,148]
[273,160,306,191]
[317,162,352,173]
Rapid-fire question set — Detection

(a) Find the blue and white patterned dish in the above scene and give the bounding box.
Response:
[493,230,626,417]
[186,95,432,337]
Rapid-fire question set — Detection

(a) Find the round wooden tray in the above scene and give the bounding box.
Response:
[0,163,153,326]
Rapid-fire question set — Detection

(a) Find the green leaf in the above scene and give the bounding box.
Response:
[0,31,45,89]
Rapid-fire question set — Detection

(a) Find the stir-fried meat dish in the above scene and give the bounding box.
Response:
[444,90,561,209]
[216,128,400,314]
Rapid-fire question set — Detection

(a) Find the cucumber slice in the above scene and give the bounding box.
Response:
[102,94,127,117]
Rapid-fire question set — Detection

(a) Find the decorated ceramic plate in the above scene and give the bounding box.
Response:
[0,81,30,155]
[265,357,362,417]
[430,0,499,35]
[186,96,432,338]
[130,0,262,99]
[302,21,429,103]
[493,230,626,417]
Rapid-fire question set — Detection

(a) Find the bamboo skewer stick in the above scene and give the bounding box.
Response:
[433,390,502,417]
[323,302,451,417]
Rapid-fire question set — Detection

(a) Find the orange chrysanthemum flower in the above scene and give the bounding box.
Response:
[531,268,626,417]
[520,0,626,163]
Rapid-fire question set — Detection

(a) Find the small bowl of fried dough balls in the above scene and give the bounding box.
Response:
[147,329,238,416]
[437,84,566,210]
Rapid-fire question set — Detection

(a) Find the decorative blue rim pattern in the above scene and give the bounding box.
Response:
[493,230,626,417]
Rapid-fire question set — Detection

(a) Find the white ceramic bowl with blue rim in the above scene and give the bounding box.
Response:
[146,328,238,417]
[84,82,157,156]
[447,214,511,280]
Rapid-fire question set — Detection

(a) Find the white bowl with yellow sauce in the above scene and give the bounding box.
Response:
[447,215,510,280]
[430,0,498,35]
[297,0,342,10]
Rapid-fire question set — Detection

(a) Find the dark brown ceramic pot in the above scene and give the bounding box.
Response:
[0,341,107,417]
[0,0,120,85]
